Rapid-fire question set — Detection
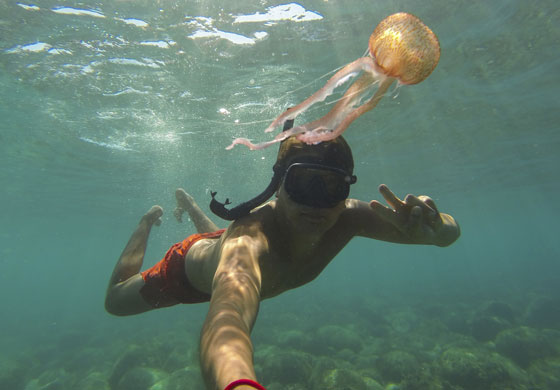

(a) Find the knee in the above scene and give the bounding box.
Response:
[104,296,118,316]
[104,290,126,316]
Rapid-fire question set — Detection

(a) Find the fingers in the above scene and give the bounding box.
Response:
[419,195,439,213]
[370,200,399,225]
[404,194,437,217]
[378,184,403,210]
[400,205,423,235]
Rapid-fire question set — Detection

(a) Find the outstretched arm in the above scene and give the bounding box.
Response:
[346,184,460,247]
[174,188,220,233]
[200,227,265,390]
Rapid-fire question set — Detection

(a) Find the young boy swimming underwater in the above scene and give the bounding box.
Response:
[105,127,460,390]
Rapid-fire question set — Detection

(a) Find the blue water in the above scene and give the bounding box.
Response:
[1,1,559,389]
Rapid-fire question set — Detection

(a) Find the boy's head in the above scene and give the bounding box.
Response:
[275,135,354,175]
[274,136,356,209]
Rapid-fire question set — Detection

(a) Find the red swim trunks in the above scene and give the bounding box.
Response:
[140,229,226,308]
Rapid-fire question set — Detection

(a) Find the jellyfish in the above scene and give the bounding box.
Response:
[227,12,441,150]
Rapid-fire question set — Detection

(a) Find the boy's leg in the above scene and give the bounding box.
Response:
[105,206,163,316]
[174,188,220,233]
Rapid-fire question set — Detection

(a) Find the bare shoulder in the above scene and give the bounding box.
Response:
[221,203,275,242]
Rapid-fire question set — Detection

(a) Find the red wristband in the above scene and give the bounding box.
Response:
[224,379,266,390]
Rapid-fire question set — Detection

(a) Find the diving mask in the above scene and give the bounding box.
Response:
[283,162,357,208]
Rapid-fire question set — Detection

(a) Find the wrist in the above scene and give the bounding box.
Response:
[224,379,266,390]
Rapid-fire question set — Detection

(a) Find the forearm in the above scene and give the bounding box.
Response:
[200,301,257,390]
[200,272,261,390]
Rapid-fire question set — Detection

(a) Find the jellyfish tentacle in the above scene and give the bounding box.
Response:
[296,71,384,141]
[264,56,379,134]
[297,76,394,144]
[226,137,277,151]
[226,125,307,150]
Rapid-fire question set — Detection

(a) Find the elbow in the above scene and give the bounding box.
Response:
[104,297,120,316]
[213,270,260,298]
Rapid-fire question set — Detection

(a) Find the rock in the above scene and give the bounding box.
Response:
[116,367,166,390]
[470,301,516,342]
[363,376,384,390]
[439,347,527,390]
[309,356,337,388]
[495,326,558,367]
[276,329,309,349]
[442,311,470,335]
[387,309,418,334]
[525,297,560,329]
[258,349,312,386]
[24,378,41,390]
[267,382,307,390]
[77,371,110,390]
[319,368,367,390]
[150,367,204,390]
[336,348,356,362]
[527,358,560,390]
[470,315,511,342]
[399,364,443,390]
[0,361,26,390]
[482,301,516,323]
[376,350,418,382]
[33,368,69,390]
[109,345,149,389]
[310,325,362,354]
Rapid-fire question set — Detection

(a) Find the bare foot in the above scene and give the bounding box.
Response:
[175,188,194,205]
[174,188,194,222]
[143,205,163,226]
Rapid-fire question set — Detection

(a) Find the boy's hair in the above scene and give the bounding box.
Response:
[276,136,354,174]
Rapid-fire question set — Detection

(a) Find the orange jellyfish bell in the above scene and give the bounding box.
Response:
[369,12,440,85]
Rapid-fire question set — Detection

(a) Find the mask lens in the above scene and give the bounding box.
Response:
[284,164,355,208]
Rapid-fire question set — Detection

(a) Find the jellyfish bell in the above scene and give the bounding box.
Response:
[227,12,440,151]
[369,12,440,85]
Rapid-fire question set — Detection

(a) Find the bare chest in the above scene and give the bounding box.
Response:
[258,234,350,298]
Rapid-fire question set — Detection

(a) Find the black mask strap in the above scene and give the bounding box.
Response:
[209,118,294,221]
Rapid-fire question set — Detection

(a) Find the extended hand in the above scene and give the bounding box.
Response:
[369,184,459,246]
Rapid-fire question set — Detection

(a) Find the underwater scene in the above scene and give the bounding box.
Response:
[1,0,559,389]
